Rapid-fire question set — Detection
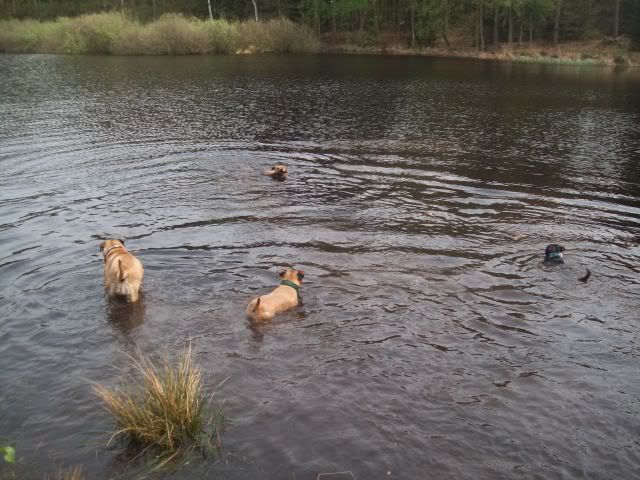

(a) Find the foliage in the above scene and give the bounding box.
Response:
[94,344,226,464]
[0,446,15,463]
[0,1,636,51]
[0,13,319,55]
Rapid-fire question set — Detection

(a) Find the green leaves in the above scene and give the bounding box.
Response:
[1,445,16,463]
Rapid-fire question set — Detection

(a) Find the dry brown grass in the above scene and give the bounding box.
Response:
[50,466,84,480]
[94,344,224,463]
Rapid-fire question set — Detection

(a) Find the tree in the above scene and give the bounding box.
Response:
[613,0,621,37]
[553,0,563,46]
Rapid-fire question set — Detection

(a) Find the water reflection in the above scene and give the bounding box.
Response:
[106,297,146,334]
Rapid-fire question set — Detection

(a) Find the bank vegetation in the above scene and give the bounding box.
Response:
[0,1,638,65]
[0,13,319,54]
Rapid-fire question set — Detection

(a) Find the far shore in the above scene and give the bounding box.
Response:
[322,40,640,68]
[0,12,637,68]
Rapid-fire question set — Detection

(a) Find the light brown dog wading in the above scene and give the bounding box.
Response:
[246,269,304,321]
[100,239,144,302]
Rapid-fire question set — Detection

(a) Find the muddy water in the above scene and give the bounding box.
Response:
[0,54,639,479]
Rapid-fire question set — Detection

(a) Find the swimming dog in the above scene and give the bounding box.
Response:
[246,269,304,321]
[544,244,591,282]
[264,164,288,181]
[544,244,565,264]
[100,239,144,302]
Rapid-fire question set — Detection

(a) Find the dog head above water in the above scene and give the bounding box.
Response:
[278,268,304,285]
[100,239,126,259]
[544,244,565,264]
[265,164,288,181]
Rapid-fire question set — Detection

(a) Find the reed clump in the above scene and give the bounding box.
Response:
[94,344,224,462]
[50,466,84,480]
[0,12,319,55]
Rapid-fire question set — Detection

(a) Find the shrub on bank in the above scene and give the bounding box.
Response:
[0,12,319,55]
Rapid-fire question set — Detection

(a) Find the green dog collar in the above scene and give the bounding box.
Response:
[280,280,302,302]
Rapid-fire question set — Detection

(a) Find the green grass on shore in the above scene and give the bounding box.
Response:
[0,12,320,55]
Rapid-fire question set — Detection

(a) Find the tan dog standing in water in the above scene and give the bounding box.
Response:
[246,269,304,321]
[100,239,144,302]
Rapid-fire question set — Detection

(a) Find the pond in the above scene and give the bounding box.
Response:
[0,53,639,479]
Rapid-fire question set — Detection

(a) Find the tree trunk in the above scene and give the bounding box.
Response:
[613,0,621,37]
[529,10,533,47]
[443,0,450,47]
[493,5,499,49]
[207,0,212,20]
[519,20,523,46]
[315,0,320,34]
[121,0,124,18]
[411,0,415,47]
[508,7,513,46]
[553,0,562,46]
[475,2,480,50]
[372,0,379,34]
[251,0,258,22]
[480,1,485,51]
[331,0,336,33]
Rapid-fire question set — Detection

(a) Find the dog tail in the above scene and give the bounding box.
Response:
[252,297,261,312]
[579,268,591,283]
[117,259,128,282]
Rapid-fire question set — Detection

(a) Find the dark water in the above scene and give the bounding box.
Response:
[1,53,639,479]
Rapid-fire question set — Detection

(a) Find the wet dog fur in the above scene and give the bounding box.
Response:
[264,164,288,181]
[100,239,144,302]
[544,244,565,264]
[246,269,304,321]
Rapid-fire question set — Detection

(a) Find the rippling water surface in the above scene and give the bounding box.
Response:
[1,54,639,479]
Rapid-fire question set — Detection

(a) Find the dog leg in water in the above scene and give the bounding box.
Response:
[578,268,591,283]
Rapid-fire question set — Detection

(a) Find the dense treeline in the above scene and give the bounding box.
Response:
[1,1,639,49]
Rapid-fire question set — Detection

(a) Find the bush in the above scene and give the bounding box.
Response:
[94,345,225,462]
[0,12,320,55]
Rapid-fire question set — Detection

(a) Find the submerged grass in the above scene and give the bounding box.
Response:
[0,12,320,55]
[94,344,225,466]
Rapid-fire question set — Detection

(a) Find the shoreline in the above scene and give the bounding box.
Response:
[321,42,640,68]
[1,45,637,69]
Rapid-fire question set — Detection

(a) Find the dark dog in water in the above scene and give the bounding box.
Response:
[544,244,591,282]
[544,244,565,264]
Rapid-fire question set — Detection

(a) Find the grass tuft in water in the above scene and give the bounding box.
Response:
[94,344,225,465]
[50,466,84,480]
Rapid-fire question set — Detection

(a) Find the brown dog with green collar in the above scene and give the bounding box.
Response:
[99,239,144,302]
[246,269,304,321]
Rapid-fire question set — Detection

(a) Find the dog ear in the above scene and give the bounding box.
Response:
[119,239,126,246]
[278,270,287,278]
[99,241,106,252]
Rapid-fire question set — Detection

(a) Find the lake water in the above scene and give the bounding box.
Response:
[0,53,639,479]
